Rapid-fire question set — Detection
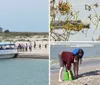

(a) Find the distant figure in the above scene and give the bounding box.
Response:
[0,46,3,50]
[34,41,36,49]
[39,44,41,49]
[21,44,25,52]
[25,43,28,51]
[17,44,21,52]
[20,43,23,51]
[45,44,47,48]
[29,43,32,52]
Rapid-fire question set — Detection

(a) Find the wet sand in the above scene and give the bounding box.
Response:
[50,58,100,85]
[18,51,49,59]
[18,48,49,59]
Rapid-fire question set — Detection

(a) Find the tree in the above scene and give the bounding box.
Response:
[50,0,100,41]
[4,29,10,33]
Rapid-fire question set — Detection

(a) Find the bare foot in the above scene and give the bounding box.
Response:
[59,79,63,82]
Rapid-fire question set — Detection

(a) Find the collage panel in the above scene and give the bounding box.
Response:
[50,0,100,85]
[0,0,49,85]
[50,0,100,41]
[50,41,100,85]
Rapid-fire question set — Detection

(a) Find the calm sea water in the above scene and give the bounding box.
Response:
[0,58,48,85]
[50,42,100,73]
[51,43,100,59]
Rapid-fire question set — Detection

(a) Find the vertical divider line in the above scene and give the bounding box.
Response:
[49,0,50,85]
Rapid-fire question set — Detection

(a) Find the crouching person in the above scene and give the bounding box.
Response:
[58,48,84,82]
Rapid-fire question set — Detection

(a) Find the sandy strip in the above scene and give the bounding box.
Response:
[17,47,49,59]
[18,52,48,59]
[50,58,100,85]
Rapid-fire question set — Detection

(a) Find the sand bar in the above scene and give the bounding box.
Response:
[18,52,49,59]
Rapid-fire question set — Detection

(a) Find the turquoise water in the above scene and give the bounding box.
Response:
[0,58,48,85]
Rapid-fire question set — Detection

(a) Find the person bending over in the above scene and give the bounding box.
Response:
[58,48,84,82]
[72,48,84,77]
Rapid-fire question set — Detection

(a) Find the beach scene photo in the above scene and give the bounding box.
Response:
[0,0,49,85]
[50,41,100,85]
[50,0,100,41]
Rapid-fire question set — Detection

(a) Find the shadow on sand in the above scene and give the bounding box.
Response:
[79,70,100,78]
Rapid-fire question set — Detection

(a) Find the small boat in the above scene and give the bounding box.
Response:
[0,42,18,59]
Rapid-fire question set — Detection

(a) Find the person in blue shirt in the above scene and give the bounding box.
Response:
[72,48,84,63]
[72,48,84,79]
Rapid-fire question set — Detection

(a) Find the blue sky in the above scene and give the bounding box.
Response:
[0,0,48,32]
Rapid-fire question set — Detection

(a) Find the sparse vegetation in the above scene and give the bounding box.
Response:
[0,32,48,42]
[4,29,10,33]
[50,0,100,41]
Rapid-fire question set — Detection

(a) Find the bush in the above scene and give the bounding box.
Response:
[4,30,10,33]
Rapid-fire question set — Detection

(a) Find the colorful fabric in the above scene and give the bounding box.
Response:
[61,51,74,70]
[72,48,84,58]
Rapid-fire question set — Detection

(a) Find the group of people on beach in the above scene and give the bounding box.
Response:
[17,42,48,52]
[17,43,32,52]
[59,48,84,82]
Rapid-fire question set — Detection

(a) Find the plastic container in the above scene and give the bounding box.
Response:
[64,70,74,81]
[64,71,69,80]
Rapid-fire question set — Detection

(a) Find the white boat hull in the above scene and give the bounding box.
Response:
[0,54,18,59]
[0,49,18,59]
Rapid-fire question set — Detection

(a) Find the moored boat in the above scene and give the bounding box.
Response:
[0,42,18,59]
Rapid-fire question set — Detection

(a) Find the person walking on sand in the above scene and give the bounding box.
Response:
[39,44,41,49]
[17,43,21,52]
[34,41,36,49]
[45,44,47,48]
[25,43,28,51]
[58,48,84,82]
[29,43,32,52]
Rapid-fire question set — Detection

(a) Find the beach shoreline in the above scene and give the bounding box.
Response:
[50,58,100,85]
[18,52,49,59]
[15,41,49,59]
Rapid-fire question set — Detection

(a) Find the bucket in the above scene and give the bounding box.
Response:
[64,71,69,80]
[64,70,74,81]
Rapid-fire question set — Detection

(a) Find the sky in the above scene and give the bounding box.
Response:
[69,0,100,41]
[0,0,48,32]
